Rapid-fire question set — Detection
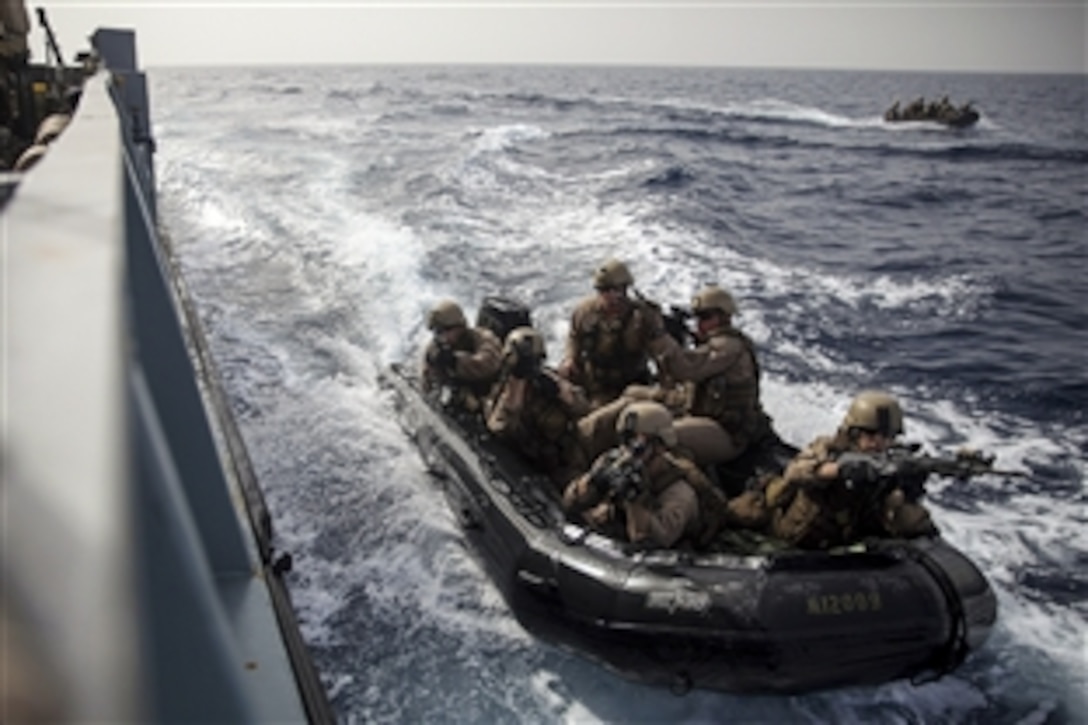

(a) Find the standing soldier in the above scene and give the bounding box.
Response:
[557,258,665,408]
[421,300,502,417]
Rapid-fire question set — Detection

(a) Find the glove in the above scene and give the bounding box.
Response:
[532,372,560,399]
[433,345,457,372]
[837,455,880,485]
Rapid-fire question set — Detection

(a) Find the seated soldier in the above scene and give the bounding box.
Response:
[486,327,591,490]
[562,401,727,550]
[421,300,502,416]
[763,390,937,550]
[578,284,772,469]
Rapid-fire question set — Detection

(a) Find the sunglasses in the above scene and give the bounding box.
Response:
[596,285,624,294]
[694,309,718,320]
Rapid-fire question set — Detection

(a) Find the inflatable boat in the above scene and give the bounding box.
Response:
[380,359,998,695]
[884,99,981,129]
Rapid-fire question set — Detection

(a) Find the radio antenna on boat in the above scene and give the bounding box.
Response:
[36,7,65,68]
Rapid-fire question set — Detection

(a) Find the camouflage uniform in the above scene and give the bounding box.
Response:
[422,326,502,415]
[577,294,770,466]
[561,294,662,408]
[766,433,937,549]
[563,447,726,549]
[0,0,30,167]
[486,369,591,488]
[0,1,29,63]
[652,324,771,464]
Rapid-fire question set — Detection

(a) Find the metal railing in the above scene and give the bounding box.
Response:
[2,28,332,723]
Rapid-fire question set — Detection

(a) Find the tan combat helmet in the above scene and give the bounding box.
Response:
[428,300,467,331]
[616,400,678,447]
[841,390,904,437]
[504,326,546,361]
[691,285,738,317]
[593,258,634,290]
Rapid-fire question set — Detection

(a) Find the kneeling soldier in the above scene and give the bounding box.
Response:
[486,327,591,489]
[422,300,502,416]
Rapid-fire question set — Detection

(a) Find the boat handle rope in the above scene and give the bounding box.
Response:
[902,543,970,683]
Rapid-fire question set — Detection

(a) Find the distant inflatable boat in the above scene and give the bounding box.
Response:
[885,99,980,129]
[380,341,998,694]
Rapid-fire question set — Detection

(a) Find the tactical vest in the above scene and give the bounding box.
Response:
[508,375,579,473]
[767,438,873,549]
[426,330,494,410]
[689,328,768,443]
[576,301,652,395]
[648,453,729,549]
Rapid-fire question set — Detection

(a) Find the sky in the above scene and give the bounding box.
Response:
[32,2,1088,74]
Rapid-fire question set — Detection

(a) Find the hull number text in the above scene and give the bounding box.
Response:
[646,590,712,614]
[807,591,882,615]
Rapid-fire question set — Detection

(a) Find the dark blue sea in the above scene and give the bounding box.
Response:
[150,65,1086,724]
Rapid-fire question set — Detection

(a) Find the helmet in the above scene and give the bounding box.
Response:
[842,390,904,437]
[427,300,467,331]
[616,401,677,447]
[691,285,737,317]
[593,258,634,290]
[504,326,545,361]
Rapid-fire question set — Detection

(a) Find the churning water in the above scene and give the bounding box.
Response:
[152,64,1085,723]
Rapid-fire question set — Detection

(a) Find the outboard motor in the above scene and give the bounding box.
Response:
[476,296,531,342]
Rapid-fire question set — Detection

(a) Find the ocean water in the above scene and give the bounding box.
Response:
[150,65,1086,723]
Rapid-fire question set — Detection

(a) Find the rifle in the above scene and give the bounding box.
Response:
[507,337,540,379]
[495,338,562,405]
[661,304,694,347]
[631,288,694,347]
[429,341,457,379]
[836,444,1027,497]
[589,443,648,502]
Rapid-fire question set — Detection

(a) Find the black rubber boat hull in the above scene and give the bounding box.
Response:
[885,109,980,128]
[382,365,997,694]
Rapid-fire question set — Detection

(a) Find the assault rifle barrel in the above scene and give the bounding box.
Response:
[840,446,1028,483]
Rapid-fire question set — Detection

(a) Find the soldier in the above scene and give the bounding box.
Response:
[763,390,937,550]
[0,0,30,165]
[562,401,727,549]
[906,97,925,119]
[486,327,591,489]
[557,258,665,408]
[421,300,502,416]
[0,0,30,67]
[578,284,772,468]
